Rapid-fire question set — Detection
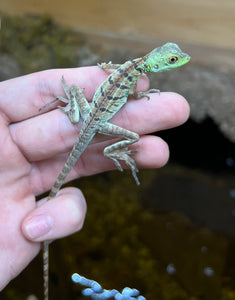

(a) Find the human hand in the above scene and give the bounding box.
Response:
[0,66,189,290]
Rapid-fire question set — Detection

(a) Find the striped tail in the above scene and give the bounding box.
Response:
[43,135,91,300]
[48,149,79,199]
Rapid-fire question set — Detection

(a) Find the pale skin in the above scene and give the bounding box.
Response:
[0,66,189,291]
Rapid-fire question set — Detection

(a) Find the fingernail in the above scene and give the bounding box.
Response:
[24,215,53,239]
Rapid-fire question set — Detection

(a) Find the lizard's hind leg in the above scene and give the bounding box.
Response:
[40,76,91,124]
[99,123,140,185]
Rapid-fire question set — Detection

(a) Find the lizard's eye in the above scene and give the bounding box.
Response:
[169,56,178,64]
[154,64,159,70]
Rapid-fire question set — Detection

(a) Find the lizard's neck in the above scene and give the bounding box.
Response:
[132,56,148,73]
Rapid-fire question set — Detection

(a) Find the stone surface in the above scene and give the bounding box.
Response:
[149,64,235,142]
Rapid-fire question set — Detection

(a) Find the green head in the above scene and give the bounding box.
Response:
[143,42,190,72]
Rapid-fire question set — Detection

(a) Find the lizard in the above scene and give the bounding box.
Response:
[40,42,190,300]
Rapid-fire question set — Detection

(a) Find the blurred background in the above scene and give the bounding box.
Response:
[1,1,235,299]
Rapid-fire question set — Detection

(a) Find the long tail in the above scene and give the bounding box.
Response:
[43,137,90,300]
[43,241,49,300]
[48,148,80,199]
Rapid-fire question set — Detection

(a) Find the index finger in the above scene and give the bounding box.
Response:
[0,67,149,123]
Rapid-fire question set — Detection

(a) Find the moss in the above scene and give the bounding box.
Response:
[0,14,84,73]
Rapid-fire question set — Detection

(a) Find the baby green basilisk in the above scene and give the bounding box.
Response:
[40,42,190,300]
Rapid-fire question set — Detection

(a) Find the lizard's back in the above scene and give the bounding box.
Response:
[90,58,145,122]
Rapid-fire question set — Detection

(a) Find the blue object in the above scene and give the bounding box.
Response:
[71,273,146,300]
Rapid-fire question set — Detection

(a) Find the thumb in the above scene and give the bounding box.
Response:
[22,187,87,242]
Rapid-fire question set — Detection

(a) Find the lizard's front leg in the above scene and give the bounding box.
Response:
[97,62,121,70]
[98,123,140,185]
[129,79,160,100]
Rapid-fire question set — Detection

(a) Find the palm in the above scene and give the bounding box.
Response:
[0,106,37,290]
